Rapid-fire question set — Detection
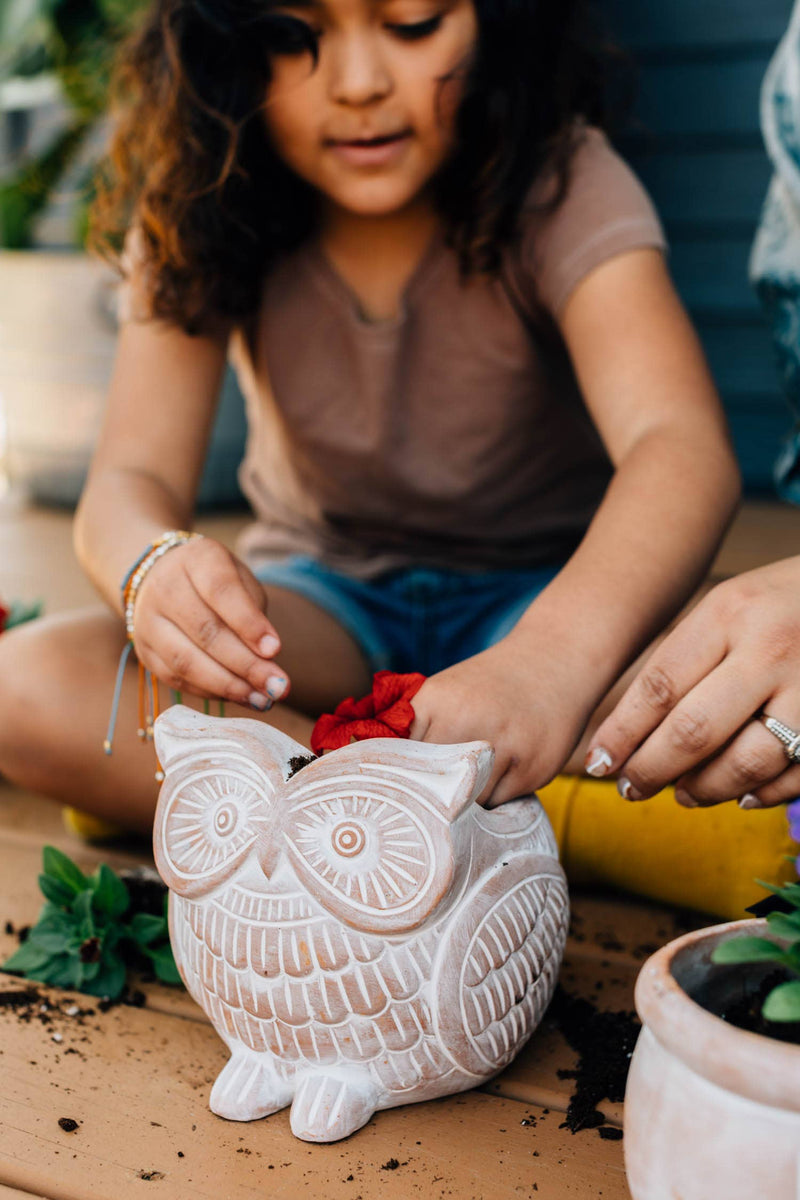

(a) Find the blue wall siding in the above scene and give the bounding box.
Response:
[602,0,795,493]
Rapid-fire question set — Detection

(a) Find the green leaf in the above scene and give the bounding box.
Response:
[755,879,800,908]
[127,912,166,946]
[42,846,88,896]
[765,913,800,942]
[711,936,787,965]
[38,954,82,989]
[27,930,72,954]
[38,873,77,908]
[145,943,181,986]
[91,864,129,919]
[763,980,800,1023]
[3,939,54,974]
[70,890,95,927]
[82,956,126,999]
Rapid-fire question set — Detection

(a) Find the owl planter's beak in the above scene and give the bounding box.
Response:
[256,831,283,879]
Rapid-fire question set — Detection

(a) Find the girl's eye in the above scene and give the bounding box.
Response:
[264,13,321,56]
[385,14,443,40]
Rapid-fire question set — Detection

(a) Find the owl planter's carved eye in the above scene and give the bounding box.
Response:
[155,755,273,897]
[284,777,454,934]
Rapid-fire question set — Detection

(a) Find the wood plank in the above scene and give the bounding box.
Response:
[0,1186,51,1199]
[0,979,630,1200]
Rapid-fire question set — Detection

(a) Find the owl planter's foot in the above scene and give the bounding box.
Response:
[210,1052,293,1122]
[290,1072,379,1142]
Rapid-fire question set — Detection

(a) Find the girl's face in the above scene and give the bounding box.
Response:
[261,0,478,218]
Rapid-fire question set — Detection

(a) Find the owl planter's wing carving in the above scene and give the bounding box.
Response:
[432,855,569,1078]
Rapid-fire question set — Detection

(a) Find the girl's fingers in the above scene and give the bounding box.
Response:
[585,601,729,778]
[140,623,271,709]
[671,718,788,807]
[189,543,282,661]
[179,584,288,698]
[611,656,770,800]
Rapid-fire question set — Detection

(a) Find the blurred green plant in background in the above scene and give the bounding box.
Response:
[0,0,147,247]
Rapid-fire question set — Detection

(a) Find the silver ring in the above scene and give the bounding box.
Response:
[760,714,800,764]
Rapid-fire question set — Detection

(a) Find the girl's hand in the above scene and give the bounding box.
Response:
[585,558,800,809]
[409,632,588,806]
[131,537,290,709]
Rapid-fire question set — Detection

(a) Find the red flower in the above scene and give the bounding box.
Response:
[311,670,426,754]
[0,601,8,635]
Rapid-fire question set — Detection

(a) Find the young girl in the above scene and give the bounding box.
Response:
[0,0,740,832]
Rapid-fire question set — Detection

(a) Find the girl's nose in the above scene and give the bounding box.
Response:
[328,32,392,106]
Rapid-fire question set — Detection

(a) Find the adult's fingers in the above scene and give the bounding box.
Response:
[670,717,787,807]
[611,655,770,800]
[675,693,800,808]
[739,762,800,808]
[585,598,729,779]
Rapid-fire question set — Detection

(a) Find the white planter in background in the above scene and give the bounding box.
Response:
[625,918,800,1200]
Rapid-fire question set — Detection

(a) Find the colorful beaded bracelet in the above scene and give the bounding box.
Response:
[122,530,202,642]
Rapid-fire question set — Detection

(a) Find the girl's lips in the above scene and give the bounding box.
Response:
[326,131,412,168]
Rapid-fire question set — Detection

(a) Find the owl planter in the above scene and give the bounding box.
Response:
[153,706,569,1142]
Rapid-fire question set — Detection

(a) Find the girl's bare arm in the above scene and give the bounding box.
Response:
[74,315,288,707]
[411,247,741,803]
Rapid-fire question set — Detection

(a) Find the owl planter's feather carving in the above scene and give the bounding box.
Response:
[153,706,568,1142]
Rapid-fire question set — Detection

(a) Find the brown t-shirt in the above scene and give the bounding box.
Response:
[231,128,666,577]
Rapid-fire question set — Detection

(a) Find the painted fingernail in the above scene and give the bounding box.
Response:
[617,777,642,802]
[266,675,288,700]
[249,692,273,711]
[586,747,613,777]
[738,793,764,810]
[674,788,699,808]
[259,634,280,657]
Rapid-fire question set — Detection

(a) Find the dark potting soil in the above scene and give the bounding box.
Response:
[708,968,800,1046]
[548,985,640,1134]
[119,867,168,917]
[287,754,317,779]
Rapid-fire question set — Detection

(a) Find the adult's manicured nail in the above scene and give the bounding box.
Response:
[266,675,288,700]
[617,776,642,802]
[249,692,272,711]
[259,634,280,657]
[738,793,763,810]
[586,747,613,777]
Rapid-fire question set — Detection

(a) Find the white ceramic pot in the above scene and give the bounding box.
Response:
[625,918,800,1200]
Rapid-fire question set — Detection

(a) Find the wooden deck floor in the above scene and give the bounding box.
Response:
[1,496,798,1199]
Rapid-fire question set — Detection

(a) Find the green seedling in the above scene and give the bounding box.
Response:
[2,845,181,999]
[712,878,800,1023]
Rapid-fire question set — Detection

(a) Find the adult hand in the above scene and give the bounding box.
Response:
[585,557,800,809]
[131,537,290,709]
[409,629,589,806]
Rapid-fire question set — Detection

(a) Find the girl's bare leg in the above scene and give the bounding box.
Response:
[0,586,372,834]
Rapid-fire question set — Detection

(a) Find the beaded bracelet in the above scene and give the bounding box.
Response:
[122,530,202,642]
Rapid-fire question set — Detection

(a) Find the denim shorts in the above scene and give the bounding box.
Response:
[255,555,563,677]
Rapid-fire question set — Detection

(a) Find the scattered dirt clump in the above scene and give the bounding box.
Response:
[549,985,640,1134]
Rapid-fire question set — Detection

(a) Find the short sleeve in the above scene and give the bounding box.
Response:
[522,127,667,318]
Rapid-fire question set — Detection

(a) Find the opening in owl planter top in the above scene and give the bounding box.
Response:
[153,705,568,1143]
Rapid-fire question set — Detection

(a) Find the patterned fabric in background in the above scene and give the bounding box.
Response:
[751,0,800,503]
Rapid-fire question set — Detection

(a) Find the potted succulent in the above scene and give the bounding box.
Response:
[624,874,800,1200]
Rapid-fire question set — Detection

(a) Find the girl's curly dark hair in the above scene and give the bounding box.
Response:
[91,0,623,334]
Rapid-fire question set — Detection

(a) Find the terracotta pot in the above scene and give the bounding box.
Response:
[625,918,800,1200]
